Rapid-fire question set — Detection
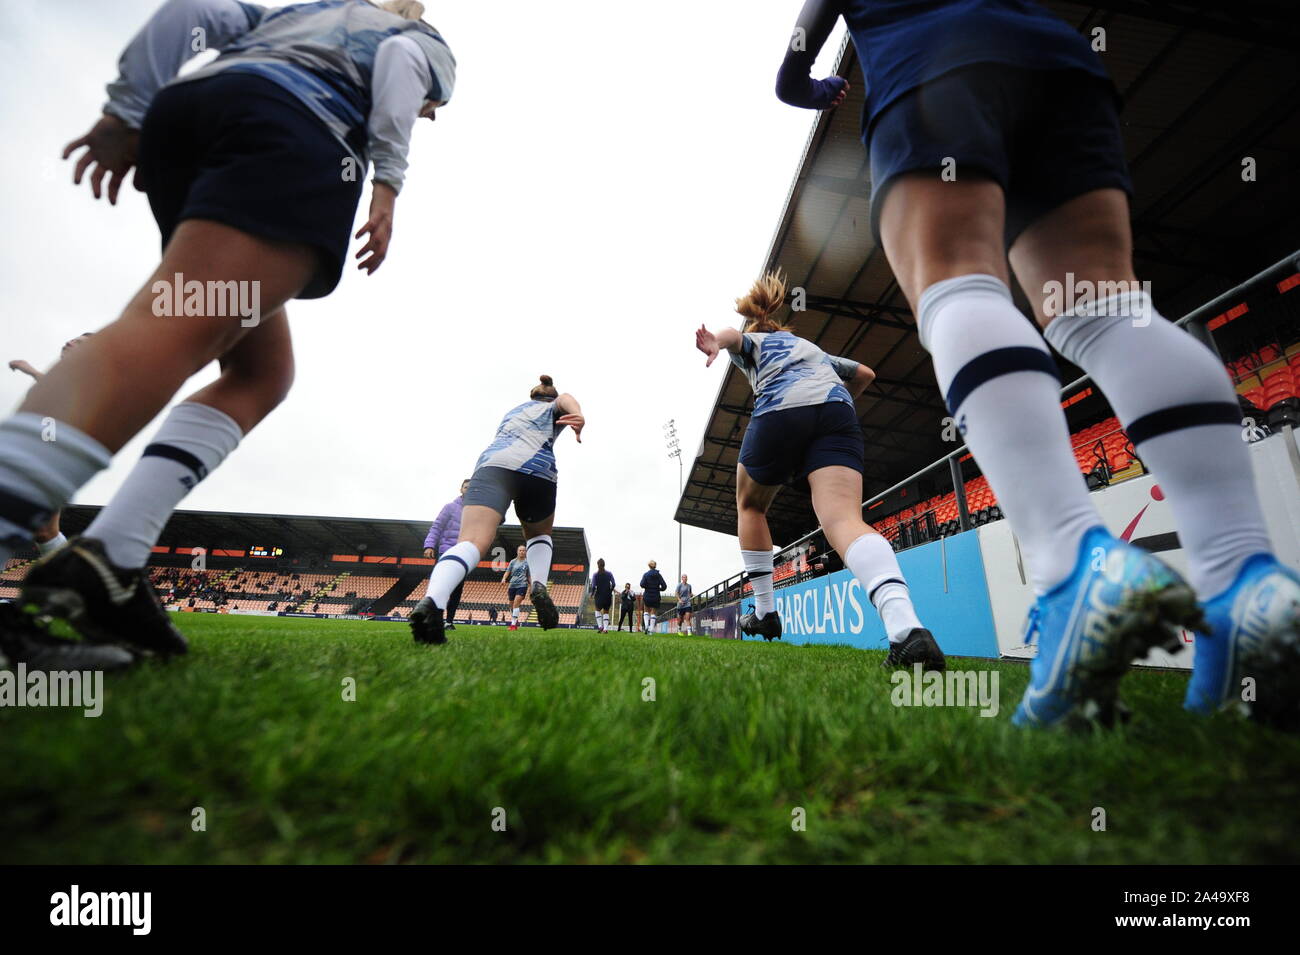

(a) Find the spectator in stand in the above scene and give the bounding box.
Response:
[488,606,498,626]
[640,560,668,632]
[617,583,637,632]
[423,478,469,630]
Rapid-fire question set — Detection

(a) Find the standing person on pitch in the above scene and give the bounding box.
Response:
[589,558,616,633]
[696,270,944,670]
[501,545,530,631]
[639,561,668,633]
[423,478,469,630]
[777,0,1296,729]
[617,583,637,632]
[674,575,694,635]
[0,0,456,672]
[8,335,94,560]
[411,376,585,644]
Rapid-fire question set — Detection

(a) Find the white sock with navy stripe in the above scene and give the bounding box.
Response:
[843,533,922,643]
[86,402,243,569]
[1045,292,1272,598]
[918,274,1101,595]
[741,549,776,617]
[526,535,553,589]
[428,541,479,609]
[0,413,111,566]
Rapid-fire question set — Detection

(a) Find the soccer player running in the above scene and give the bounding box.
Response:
[423,478,469,630]
[696,270,944,670]
[501,545,530,631]
[777,0,1298,729]
[674,575,694,635]
[0,0,456,672]
[617,583,637,632]
[411,376,584,644]
[589,558,616,633]
[639,561,668,633]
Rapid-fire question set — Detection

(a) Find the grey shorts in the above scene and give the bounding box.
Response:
[464,466,557,522]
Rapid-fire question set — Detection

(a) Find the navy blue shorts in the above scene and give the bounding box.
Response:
[508,586,528,600]
[465,466,557,523]
[739,401,865,487]
[868,65,1131,248]
[643,595,660,609]
[594,597,612,612]
[138,73,365,300]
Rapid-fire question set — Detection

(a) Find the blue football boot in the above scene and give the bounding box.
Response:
[1012,527,1202,729]
[1185,554,1300,731]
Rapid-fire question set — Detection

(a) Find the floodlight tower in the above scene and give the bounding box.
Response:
[664,419,683,582]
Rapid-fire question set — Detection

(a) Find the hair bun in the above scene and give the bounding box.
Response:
[539,375,554,387]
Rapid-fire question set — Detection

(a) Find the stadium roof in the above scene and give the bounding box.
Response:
[676,0,1300,545]
[55,505,592,568]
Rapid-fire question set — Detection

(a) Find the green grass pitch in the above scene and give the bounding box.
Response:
[2,615,1298,864]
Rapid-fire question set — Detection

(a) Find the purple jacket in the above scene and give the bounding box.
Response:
[423,496,464,556]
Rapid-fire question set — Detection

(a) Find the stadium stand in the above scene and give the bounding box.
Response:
[3,509,591,627]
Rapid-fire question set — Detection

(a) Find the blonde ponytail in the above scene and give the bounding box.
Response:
[735,269,790,332]
[379,0,426,20]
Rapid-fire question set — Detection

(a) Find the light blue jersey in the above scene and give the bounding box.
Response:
[729,331,860,417]
[475,400,565,483]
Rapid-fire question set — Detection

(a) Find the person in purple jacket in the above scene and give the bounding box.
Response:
[423,479,469,629]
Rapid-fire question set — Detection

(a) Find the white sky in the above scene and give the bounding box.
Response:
[0,1,845,591]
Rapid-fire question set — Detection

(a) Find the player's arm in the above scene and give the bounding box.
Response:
[555,393,584,443]
[829,356,875,399]
[8,360,43,381]
[775,0,849,110]
[695,326,744,367]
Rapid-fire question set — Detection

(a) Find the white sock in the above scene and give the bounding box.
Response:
[428,541,479,609]
[86,402,242,568]
[0,413,111,565]
[1045,291,1273,598]
[918,274,1101,594]
[741,549,776,617]
[526,535,552,589]
[649,614,657,630]
[36,531,68,556]
[642,611,649,630]
[844,533,922,642]
[512,606,520,623]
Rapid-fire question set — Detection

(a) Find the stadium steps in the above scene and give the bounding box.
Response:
[367,570,426,616]
[291,571,350,613]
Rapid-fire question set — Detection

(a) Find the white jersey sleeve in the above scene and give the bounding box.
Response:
[104,0,268,128]
[368,34,434,193]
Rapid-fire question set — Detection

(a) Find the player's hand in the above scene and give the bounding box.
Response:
[356,182,397,274]
[423,548,435,559]
[822,76,850,109]
[696,325,720,366]
[558,413,584,442]
[63,113,140,205]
